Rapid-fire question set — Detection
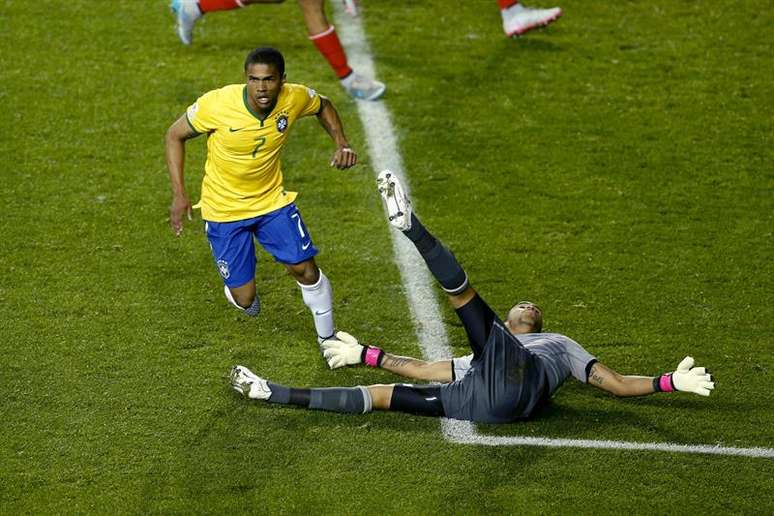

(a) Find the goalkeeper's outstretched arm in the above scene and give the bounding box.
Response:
[587,357,715,397]
[379,354,453,382]
[320,331,453,382]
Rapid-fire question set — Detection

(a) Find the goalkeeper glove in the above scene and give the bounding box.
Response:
[320,331,384,369]
[654,356,715,396]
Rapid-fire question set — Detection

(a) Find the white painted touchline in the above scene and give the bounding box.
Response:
[442,419,774,458]
[332,5,774,460]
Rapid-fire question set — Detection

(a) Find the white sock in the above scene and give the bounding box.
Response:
[298,270,334,341]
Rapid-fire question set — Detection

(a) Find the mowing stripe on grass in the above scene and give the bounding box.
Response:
[332,4,774,460]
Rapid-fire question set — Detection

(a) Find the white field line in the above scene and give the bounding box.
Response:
[332,5,774,460]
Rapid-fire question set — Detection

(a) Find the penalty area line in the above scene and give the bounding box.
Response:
[332,5,774,460]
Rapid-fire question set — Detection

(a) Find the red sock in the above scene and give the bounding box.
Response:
[198,0,243,13]
[497,0,519,10]
[309,26,353,79]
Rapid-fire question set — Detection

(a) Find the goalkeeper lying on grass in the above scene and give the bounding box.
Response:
[230,171,715,422]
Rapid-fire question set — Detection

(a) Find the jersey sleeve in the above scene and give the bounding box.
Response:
[565,340,597,383]
[185,89,220,134]
[451,354,474,381]
[295,85,323,118]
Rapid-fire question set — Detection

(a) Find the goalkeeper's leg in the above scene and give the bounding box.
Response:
[231,365,373,413]
[263,384,444,416]
[231,367,446,416]
[377,170,469,299]
[377,171,497,356]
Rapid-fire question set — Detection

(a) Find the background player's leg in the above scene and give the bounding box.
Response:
[171,0,245,46]
[301,0,353,80]
[300,0,385,100]
[498,1,563,38]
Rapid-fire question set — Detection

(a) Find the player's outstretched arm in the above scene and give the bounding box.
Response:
[315,97,357,169]
[587,358,715,397]
[165,114,199,236]
[320,331,453,382]
[380,354,453,382]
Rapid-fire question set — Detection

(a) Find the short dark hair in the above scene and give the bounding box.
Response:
[244,47,285,76]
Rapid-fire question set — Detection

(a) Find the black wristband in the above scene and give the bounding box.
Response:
[653,373,675,393]
[652,376,662,392]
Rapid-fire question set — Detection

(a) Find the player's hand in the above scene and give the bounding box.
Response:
[671,356,715,396]
[169,194,193,236]
[330,145,357,170]
[320,331,364,369]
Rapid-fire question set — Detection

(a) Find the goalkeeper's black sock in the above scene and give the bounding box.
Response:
[402,213,469,295]
[267,383,373,414]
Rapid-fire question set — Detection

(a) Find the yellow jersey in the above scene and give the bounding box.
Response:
[186,82,322,222]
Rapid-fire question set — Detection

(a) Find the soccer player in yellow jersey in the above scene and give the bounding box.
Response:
[165,47,357,343]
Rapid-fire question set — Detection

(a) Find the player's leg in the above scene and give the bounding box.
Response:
[497,0,562,38]
[205,220,261,316]
[171,0,284,45]
[454,294,499,359]
[171,0,204,45]
[376,235,495,356]
[301,0,351,79]
[376,170,498,356]
[299,0,386,101]
[387,384,446,416]
[224,280,257,309]
[231,366,446,416]
[286,258,335,342]
[377,172,468,298]
[255,204,334,342]
[231,365,373,413]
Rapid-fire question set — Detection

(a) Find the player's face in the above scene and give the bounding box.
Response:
[245,63,285,113]
[506,301,543,334]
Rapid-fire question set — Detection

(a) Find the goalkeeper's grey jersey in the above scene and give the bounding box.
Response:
[452,332,597,399]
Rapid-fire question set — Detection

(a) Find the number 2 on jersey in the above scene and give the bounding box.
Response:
[252,136,266,158]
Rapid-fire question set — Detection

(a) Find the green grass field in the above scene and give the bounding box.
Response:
[1,0,773,513]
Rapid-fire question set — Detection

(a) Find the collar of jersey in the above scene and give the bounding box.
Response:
[242,85,281,125]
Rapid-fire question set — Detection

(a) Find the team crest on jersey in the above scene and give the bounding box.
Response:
[217,259,230,280]
[306,87,317,98]
[276,114,289,133]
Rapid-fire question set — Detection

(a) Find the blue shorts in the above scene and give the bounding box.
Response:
[204,203,318,288]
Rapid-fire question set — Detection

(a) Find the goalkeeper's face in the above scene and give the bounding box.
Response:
[506,301,543,334]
